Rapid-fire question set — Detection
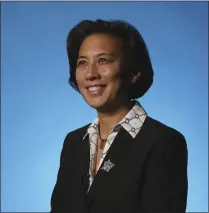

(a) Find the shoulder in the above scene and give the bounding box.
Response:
[67,123,91,139]
[143,116,187,151]
[63,123,91,148]
[144,116,185,139]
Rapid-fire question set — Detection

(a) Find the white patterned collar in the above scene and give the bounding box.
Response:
[83,100,147,139]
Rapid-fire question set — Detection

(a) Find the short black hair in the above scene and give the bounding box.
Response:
[66,19,154,99]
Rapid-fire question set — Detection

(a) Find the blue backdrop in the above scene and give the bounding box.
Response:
[1,2,208,212]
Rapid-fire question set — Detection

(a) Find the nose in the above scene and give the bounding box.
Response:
[85,63,101,81]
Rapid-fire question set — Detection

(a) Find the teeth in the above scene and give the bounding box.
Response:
[88,85,103,92]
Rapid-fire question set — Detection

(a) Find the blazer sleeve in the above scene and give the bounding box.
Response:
[50,132,89,213]
[137,130,188,213]
[50,133,69,213]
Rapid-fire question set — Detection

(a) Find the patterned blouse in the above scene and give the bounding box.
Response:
[83,100,147,190]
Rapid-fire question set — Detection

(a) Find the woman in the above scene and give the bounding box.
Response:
[50,19,188,213]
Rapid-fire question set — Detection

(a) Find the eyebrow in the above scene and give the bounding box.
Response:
[78,52,116,59]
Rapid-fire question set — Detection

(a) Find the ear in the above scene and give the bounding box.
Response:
[131,72,141,84]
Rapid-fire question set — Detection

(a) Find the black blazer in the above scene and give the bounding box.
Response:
[50,116,188,213]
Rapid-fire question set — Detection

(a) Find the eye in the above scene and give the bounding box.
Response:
[98,58,109,64]
[77,60,87,67]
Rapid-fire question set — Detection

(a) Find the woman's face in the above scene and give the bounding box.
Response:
[75,33,130,111]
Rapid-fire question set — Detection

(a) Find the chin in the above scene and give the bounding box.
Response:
[81,87,119,111]
[81,95,110,112]
[85,97,108,110]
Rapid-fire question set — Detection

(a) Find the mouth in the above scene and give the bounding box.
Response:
[86,84,106,96]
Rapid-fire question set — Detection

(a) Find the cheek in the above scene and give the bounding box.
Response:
[107,69,123,85]
[102,64,121,81]
[106,74,123,96]
[106,70,129,95]
[75,70,83,88]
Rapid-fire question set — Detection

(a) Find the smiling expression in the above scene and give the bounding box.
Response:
[75,33,131,111]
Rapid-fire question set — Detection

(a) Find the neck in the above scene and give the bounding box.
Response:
[97,100,134,138]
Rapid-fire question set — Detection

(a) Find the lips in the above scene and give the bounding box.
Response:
[86,84,106,95]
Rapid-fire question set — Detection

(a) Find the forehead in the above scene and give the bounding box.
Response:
[78,33,123,55]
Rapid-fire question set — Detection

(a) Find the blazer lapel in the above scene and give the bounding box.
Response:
[86,127,135,207]
[86,117,154,211]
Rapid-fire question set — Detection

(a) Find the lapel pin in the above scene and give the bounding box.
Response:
[101,159,114,172]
